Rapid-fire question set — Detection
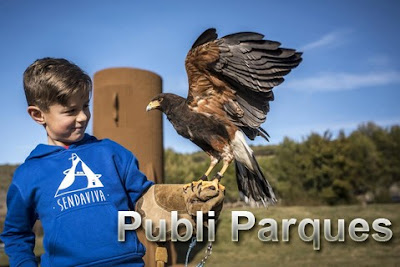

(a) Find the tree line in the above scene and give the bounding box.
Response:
[165,122,400,205]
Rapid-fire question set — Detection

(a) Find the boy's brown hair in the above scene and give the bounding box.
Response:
[23,57,92,111]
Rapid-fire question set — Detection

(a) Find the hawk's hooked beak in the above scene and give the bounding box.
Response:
[146,100,161,112]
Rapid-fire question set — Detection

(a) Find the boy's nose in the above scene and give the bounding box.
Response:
[77,110,89,122]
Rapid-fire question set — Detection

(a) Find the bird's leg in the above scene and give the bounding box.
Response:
[184,156,219,191]
[194,161,230,193]
[200,156,219,181]
[214,161,230,181]
[203,161,228,191]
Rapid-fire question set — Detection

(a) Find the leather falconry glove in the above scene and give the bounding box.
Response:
[135,181,225,240]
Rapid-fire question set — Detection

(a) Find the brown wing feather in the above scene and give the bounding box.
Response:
[185,39,236,120]
[185,28,302,140]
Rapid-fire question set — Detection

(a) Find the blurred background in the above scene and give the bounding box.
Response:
[0,1,399,266]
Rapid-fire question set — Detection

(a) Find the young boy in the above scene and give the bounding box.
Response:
[1,58,223,266]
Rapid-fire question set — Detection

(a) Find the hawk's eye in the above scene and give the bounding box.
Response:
[159,97,164,102]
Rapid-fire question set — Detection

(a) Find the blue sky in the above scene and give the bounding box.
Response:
[1,0,399,164]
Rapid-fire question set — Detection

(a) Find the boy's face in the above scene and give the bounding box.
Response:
[41,93,91,146]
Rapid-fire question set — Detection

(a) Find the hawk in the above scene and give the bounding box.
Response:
[147,28,302,205]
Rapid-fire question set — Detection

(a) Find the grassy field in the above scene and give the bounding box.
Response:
[1,204,399,266]
[185,204,400,267]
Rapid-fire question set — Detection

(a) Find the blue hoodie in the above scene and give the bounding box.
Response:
[1,134,154,267]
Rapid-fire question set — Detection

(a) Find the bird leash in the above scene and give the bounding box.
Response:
[185,237,213,267]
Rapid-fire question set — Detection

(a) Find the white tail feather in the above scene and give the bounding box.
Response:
[231,130,255,171]
[233,130,277,206]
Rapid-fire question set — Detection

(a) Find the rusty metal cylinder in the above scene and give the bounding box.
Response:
[93,67,164,184]
[93,68,168,267]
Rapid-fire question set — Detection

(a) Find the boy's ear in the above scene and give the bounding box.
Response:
[27,106,46,125]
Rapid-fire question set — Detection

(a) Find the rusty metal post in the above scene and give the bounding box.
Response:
[93,67,171,266]
[93,68,163,183]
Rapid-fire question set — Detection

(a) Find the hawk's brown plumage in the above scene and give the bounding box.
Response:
[147,28,302,205]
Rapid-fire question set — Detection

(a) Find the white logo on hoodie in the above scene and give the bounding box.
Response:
[55,153,104,197]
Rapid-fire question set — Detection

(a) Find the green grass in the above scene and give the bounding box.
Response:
[185,204,400,267]
[1,204,399,266]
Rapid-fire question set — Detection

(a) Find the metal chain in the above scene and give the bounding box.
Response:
[185,238,213,267]
[196,241,213,267]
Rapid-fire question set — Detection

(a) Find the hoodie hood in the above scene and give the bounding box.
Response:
[26,134,98,161]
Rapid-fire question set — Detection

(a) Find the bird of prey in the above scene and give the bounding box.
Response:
[146,28,302,205]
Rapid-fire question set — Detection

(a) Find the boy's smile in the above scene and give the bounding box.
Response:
[41,93,91,147]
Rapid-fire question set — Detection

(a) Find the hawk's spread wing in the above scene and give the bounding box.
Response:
[185,28,302,140]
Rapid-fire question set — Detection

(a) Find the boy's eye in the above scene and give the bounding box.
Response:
[63,102,89,114]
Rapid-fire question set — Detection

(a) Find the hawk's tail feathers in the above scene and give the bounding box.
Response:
[231,130,277,206]
[235,159,277,207]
